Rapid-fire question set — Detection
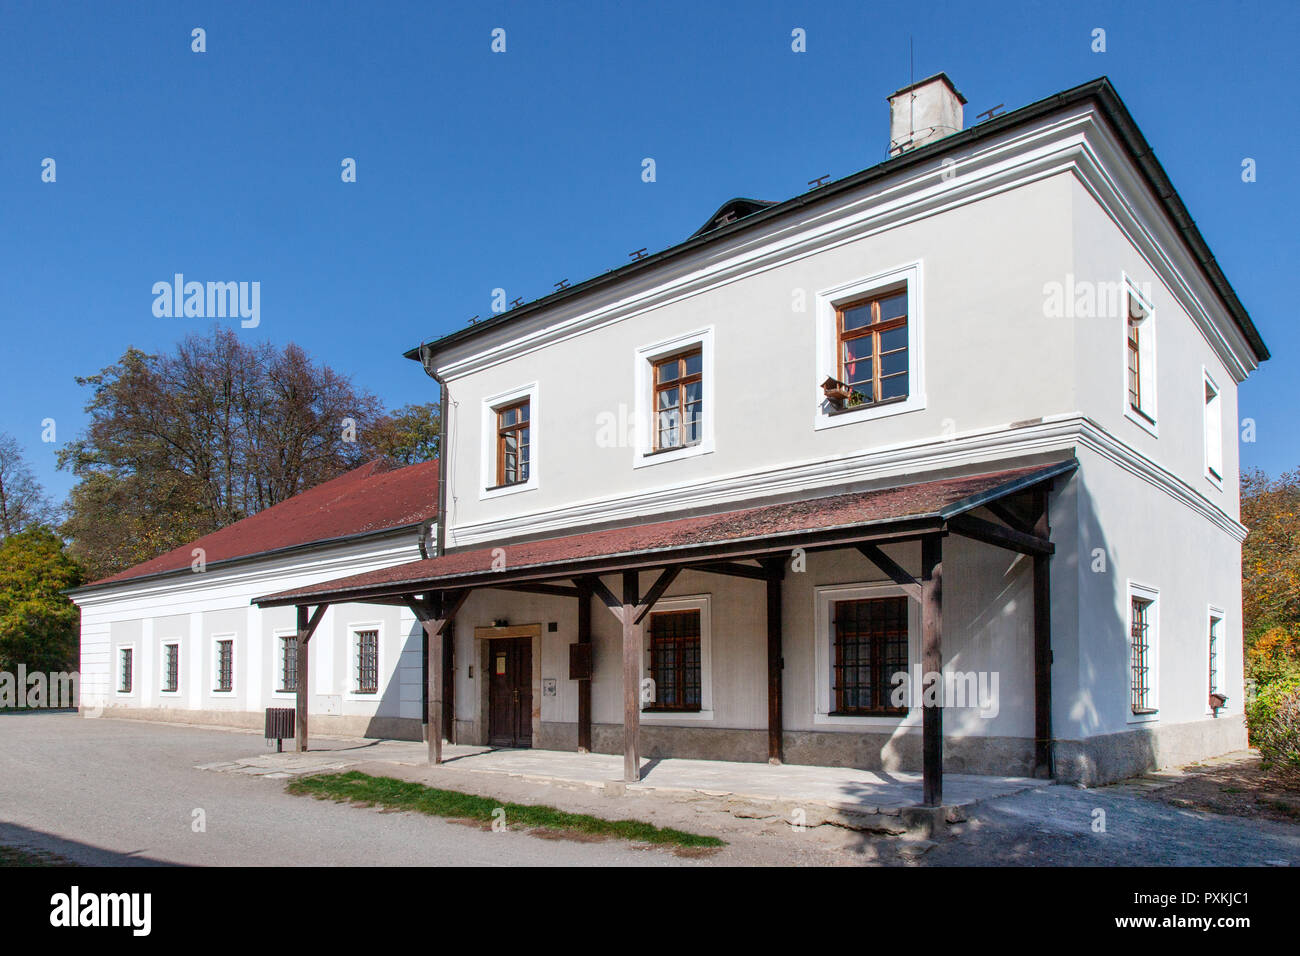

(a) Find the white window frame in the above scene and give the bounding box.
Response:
[813,582,921,727]
[479,382,539,500]
[271,628,299,700]
[158,641,182,697]
[632,327,715,468]
[346,621,385,700]
[211,633,236,697]
[1122,275,1158,437]
[638,594,713,722]
[1126,581,1159,723]
[116,643,136,697]
[814,262,925,431]
[1207,606,1226,714]
[1202,368,1223,489]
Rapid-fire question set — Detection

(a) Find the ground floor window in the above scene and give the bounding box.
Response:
[645,609,701,711]
[280,635,298,693]
[1129,594,1156,715]
[831,596,908,715]
[355,629,379,695]
[1208,610,1224,702]
[215,639,234,693]
[118,647,133,694]
[162,643,179,693]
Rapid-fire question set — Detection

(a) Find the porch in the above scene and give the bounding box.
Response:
[254,459,1075,809]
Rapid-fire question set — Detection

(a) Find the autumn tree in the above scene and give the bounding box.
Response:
[0,433,57,540]
[369,402,440,464]
[59,327,386,579]
[1241,467,1300,682]
[0,527,83,674]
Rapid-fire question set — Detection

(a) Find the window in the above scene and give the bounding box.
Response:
[1208,610,1224,705]
[162,643,179,694]
[836,287,909,408]
[118,647,133,694]
[832,596,909,715]
[215,639,234,693]
[1123,284,1157,432]
[355,629,379,695]
[633,329,714,468]
[815,264,924,431]
[495,400,530,487]
[1129,594,1156,716]
[1204,371,1223,484]
[652,348,703,451]
[645,610,701,711]
[279,635,298,693]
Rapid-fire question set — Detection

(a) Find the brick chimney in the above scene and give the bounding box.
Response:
[888,73,967,156]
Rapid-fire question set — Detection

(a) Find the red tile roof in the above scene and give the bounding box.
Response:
[255,460,1073,607]
[84,458,438,588]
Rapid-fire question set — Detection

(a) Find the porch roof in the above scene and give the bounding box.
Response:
[253,459,1074,609]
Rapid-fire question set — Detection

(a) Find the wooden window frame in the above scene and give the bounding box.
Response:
[494,399,530,488]
[644,609,702,712]
[1123,286,1157,431]
[830,595,909,716]
[1204,371,1223,484]
[651,348,704,453]
[834,284,909,410]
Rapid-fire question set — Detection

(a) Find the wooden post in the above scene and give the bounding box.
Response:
[1032,487,1054,778]
[407,590,469,766]
[761,557,784,764]
[921,535,944,807]
[577,579,593,754]
[296,605,310,753]
[621,570,642,783]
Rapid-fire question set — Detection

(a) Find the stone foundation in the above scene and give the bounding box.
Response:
[86,705,423,742]
[1054,714,1247,787]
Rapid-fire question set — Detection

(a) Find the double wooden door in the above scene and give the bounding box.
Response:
[488,637,532,748]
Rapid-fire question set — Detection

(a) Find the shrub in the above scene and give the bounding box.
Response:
[1247,675,1300,775]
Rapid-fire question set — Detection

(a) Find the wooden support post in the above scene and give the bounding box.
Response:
[577,579,593,754]
[296,605,310,753]
[920,535,944,807]
[761,557,785,765]
[621,570,642,783]
[294,604,327,753]
[1032,487,1054,778]
[407,590,469,766]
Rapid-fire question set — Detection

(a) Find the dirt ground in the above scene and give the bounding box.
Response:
[1143,751,1300,824]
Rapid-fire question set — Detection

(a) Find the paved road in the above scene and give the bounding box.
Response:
[0,713,692,866]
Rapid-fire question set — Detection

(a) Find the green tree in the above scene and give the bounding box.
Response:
[0,527,84,674]
[1241,468,1300,683]
[369,402,440,464]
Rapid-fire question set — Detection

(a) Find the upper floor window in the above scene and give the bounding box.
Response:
[495,400,530,486]
[835,287,909,408]
[1203,371,1223,485]
[652,348,703,451]
[815,264,924,431]
[1123,284,1157,434]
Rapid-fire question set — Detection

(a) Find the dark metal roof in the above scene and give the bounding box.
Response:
[688,197,779,239]
[404,77,1268,366]
[253,460,1075,608]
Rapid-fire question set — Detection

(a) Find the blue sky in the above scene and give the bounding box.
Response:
[2,0,1296,504]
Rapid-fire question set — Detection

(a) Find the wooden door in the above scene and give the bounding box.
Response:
[488,637,532,748]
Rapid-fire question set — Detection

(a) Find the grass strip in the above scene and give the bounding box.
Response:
[286,770,725,848]
[0,844,77,867]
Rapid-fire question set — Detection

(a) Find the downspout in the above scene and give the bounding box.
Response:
[418,343,449,558]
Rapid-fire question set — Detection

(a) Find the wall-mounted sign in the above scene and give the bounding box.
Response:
[543,678,557,698]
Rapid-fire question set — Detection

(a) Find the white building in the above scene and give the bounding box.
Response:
[75,75,1268,800]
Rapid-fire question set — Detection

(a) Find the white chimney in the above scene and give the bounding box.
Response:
[888,72,967,156]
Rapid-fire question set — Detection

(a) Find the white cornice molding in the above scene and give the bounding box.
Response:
[433,104,1257,386]
[446,415,1246,548]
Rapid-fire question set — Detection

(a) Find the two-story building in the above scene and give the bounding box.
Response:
[79,75,1269,804]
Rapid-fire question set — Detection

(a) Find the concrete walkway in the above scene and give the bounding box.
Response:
[198,737,1043,827]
